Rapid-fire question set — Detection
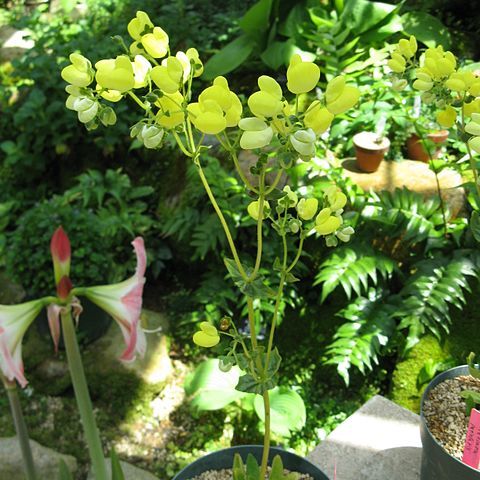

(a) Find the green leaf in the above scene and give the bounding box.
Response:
[468,352,480,379]
[239,0,273,36]
[470,211,480,243]
[233,454,246,480]
[203,35,256,80]
[260,40,296,70]
[253,386,306,437]
[58,460,74,480]
[246,454,260,480]
[110,450,125,480]
[340,0,397,36]
[184,359,246,410]
[402,11,451,49]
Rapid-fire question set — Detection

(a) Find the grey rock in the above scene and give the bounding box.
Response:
[87,459,159,480]
[86,309,172,384]
[0,437,77,478]
[307,395,421,480]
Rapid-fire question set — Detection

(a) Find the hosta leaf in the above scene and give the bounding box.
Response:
[253,386,306,437]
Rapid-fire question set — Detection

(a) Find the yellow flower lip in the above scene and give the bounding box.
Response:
[297,198,318,221]
[95,56,135,93]
[193,322,220,348]
[286,54,320,94]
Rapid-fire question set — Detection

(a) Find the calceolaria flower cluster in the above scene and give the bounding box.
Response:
[387,35,480,154]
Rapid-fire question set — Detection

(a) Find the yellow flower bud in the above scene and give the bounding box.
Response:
[304,101,334,134]
[95,84,122,103]
[283,185,298,207]
[413,79,433,91]
[297,198,318,220]
[290,128,316,156]
[141,26,169,59]
[445,73,466,92]
[248,75,284,118]
[247,200,270,220]
[470,80,480,97]
[193,322,220,348]
[61,53,94,87]
[73,97,98,123]
[156,91,185,129]
[176,48,204,81]
[387,52,406,74]
[286,54,320,94]
[95,56,135,93]
[315,208,341,235]
[468,136,480,154]
[127,11,153,41]
[151,57,184,94]
[238,117,273,149]
[398,39,415,58]
[436,106,457,128]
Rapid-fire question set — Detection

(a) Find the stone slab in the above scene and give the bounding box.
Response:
[307,395,421,480]
[0,437,77,479]
[342,158,465,217]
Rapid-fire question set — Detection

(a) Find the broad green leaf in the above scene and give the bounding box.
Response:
[340,0,397,35]
[246,454,260,480]
[239,0,273,36]
[261,40,296,70]
[402,11,451,49]
[184,359,246,410]
[253,386,306,437]
[203,35,256,80]
[471,211,480,243]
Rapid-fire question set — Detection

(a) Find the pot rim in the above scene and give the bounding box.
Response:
[172,445,329,479]
[353,131,390,151]
[420,364,480,473]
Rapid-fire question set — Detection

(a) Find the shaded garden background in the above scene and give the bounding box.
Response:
[1,0,480,478]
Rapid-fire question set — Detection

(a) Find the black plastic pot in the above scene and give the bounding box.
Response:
[420,365,480,479]
[173,445,330,480]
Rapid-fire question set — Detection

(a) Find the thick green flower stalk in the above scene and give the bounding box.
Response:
[61,10,359,478]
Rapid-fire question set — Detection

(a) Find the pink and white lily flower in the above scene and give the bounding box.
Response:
[0,299,45,387]
[78,237,147,362]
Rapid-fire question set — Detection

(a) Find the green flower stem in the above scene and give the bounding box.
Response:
[264,170,284,195]
[5,383,37,480]
[61,309,107,480]
[259,390,271,480]
[252,172,266,280]
[287,236,305,273]
[413,120,448,235]
[127,91,148,110]
[246,297,259,350]
[195,157,248,280]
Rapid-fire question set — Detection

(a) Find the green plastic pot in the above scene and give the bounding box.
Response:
[173,445,330,479]
[420,365,480,479]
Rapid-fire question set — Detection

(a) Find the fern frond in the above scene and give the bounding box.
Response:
[325,289,397,385]
[395,255,477,351]
[314,246,396,302]
[362,188,445,243]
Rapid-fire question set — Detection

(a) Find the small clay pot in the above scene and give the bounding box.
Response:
[353,132,390,173]
[406,130,449,162]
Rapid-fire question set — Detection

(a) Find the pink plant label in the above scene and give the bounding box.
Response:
[462,408,480,469]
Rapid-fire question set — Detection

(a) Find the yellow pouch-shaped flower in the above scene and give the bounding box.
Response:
[436,106,457,128]
[247,200,270,221]
[297,198,318,220]
[193,322,220,348]
[286,54,320,94]
[141,26,169,59]
[315,208,341,235]
[325,76,360,115]
[95,56,135,93]
[151,57,183,94]
[61,53,94,87]
[127,11,153,41]
[470,80,480,98]
[248,75,284,118]
[238,117,273,149]
[464,99,480,117]
[326,186,347,211]
[188,99,227,135]
[176,48,203,81]
[132,55,151,89]
[398,37,417,58]
[95,84,122,103]
[387,52,406,74]
[156,91,185,129]
[465,114,480,136]
[468,136,480,154]
[304,101,334,134]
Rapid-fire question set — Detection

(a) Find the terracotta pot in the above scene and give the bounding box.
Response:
[420,366,480,479]
[353,132,390,173]
[406,130,449,162]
